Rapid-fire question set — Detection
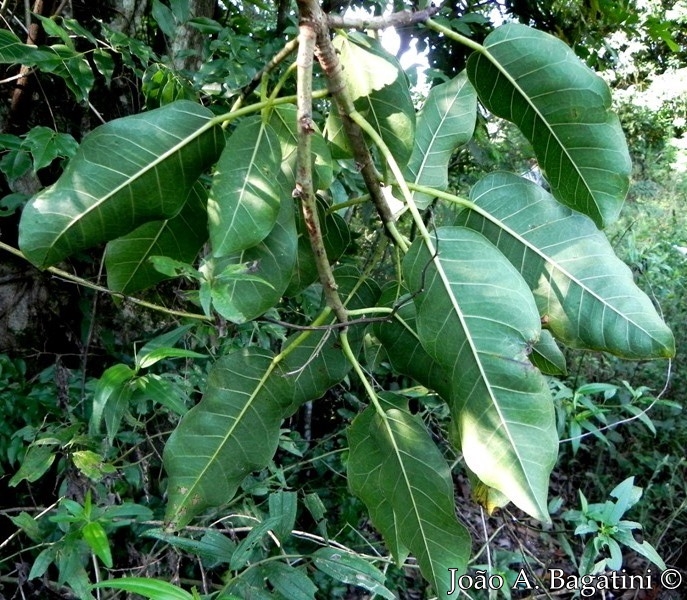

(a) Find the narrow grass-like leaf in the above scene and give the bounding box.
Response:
[404,227,557,521]
[405,72,477,209]
[19,101,223,268]
[163,348,293,529]
[348,402,471,595]
[92,578,193,600]
[208,116,282,257]
[467,23,631,227]
[105,182,208,293]
[458,172,675,358]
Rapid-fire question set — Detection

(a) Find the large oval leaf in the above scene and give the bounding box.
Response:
[105,181,208,293]
[404,227,557,521]
[209,195,297,323]
[467,23,631,228]
[19,100,223,268]
[208,116,282,257]
[163,348,293,529]
[326,32,415,168]
[458,172,675,358]
[404,71,477,209]
[348,399,471,594]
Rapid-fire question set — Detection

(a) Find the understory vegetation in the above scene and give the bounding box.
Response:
[0,1,685,599]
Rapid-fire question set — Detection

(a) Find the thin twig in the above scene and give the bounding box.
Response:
[327,5,441,29]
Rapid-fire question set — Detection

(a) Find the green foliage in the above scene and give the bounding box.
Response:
[1,3,678,599]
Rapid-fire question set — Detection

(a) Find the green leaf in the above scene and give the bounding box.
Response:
[34,45,95,101]
[327,32,415,168]
[530,330,567,376]
[137,347,207,370]
[0,29,43,63]
[312,547,397,600]
[270,104,333,191]
[72,450,115,480]
[19,100,224,268]
[280,266,380,412]
[152,0,178,37]
[458,172,675,358]
[261,561,317,600]
[467,23,631,227]
[285,200,350,297]
[348,403,469,596]
[22,126,79,172]
[82,521,113,567]
[134,374,188,415]
[208,116,282,257]
[374,285,453,402]
[404,227,557,521]
[268,491,297,542]
[0,150,31,180]
[404,71,477,209]
[90,364,135,436]
[143,528,236,566]
[105,181,208,293]
[92,578,194,600]
[9,445,56,486]
[209,196,297,323]
[230,515,281,570]
[163,348,294,529]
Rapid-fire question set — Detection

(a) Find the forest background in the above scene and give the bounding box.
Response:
[0,0,686,598]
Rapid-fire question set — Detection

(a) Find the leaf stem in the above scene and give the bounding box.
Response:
[425,18,485,53]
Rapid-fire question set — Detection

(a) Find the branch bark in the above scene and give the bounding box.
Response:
[327,5,441,29]
[294,15,348,324]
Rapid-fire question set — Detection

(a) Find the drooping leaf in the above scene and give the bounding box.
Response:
[208,195,297,323]
[326,32,415,168]
[457,172,675,358]
[19,100,223,268]
[208,116,282,257]
[374,285,453,402]
[164,348,293,529]
[105,182,208,293]
[268,491,298,543]
[405,71,477,209]
[467,23,631,227]
[404,227,557,521]
[530,330,567,376]
[143,528,236,566]
[82,521,113,567]
[347,401,471,595]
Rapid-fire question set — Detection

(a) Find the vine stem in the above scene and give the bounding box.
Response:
[0,241,212,322]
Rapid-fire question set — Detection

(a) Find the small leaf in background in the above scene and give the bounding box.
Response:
[90,364,135,436]
[152,0,178,38]
[0,149,32,180]
[72,450,116,481]
[21,126,78,172]
[268,490,297,542]
[9,445,56,486]
[230,516,281,570]
[312,547,396,600]
[262,561,317,600]
[0,192,29,217]
[82,520,113,567]
[303,493,329,541]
